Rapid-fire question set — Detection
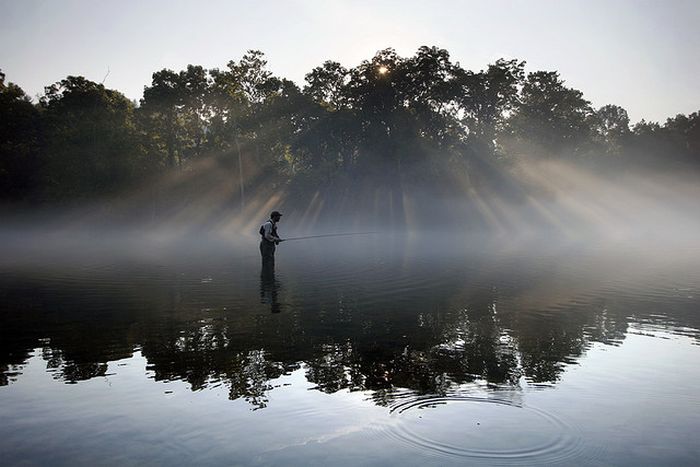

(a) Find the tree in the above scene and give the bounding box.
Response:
[456,59,525,154]
[594,104,631,157]
[40,76,145,199]
[342,47,458,174]
[627,112,700,169]
[503,71,595,159]
[0,70,41,200]
[398,46,463,148]
[664,112,700,165]
[304,61,350,111]
[209,51,286,207]
[140,65,212,168]
[3,47,700,208]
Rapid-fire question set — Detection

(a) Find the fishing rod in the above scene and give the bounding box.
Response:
[281,232,377,242]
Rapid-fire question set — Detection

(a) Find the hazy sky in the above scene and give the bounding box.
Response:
[1,0,698,123]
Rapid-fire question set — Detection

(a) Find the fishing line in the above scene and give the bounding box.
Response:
[281,232,377,241]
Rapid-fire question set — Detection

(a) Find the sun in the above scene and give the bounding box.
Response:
[377,66,389,75]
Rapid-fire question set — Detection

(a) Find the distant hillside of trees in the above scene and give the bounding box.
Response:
[1,47,699,212]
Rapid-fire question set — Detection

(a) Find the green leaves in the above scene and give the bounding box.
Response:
[0,70,41,199]
[503,70,597,159]
[2,47,699,204]
[39,76,143,199]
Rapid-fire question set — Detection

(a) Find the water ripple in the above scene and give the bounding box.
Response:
[382,395,585,464]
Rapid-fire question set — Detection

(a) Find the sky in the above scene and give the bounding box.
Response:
[1,0,698,123]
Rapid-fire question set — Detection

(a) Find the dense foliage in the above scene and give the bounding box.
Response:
[1,48,698,206]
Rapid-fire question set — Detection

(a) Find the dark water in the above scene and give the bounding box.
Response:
[1,232,699,466]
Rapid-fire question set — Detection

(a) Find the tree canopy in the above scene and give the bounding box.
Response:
[0,48,697,213]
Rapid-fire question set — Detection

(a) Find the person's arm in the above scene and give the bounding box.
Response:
[263,223,280,243]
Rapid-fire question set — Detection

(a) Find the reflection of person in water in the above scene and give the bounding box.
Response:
[260,265,282,313]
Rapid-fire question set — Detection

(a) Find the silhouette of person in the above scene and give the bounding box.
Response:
[259,211,284,269]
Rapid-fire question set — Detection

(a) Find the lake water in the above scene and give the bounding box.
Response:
[1,232,699,465]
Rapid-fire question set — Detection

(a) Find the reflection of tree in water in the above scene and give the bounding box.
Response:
[1,258,698,410]
[227,350,298,409]
[301,290,521,406]
[42,347,109,382]
[138,315,300,409]
[503,302,629,383]
[0,279,141,384]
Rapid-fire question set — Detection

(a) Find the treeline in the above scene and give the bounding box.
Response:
[1,46,699,204]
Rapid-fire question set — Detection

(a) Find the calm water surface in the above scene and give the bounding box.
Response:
[1,232,699,465]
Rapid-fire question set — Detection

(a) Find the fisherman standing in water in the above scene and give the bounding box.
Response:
[259,210,284,269]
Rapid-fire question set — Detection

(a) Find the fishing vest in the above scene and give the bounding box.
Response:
[259,220,278,243]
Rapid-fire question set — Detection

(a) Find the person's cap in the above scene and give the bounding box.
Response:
[270,211,283,218]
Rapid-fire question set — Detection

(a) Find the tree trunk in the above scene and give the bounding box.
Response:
[234,134,245,210]
[167,113,176,168]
